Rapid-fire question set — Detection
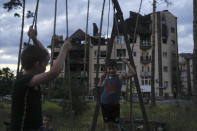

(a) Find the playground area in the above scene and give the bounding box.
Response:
[1,100,197,131]
[0,0,197,130]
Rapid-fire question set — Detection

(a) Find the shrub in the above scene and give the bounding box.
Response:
[62,77,88,116]
[42,101,62,116]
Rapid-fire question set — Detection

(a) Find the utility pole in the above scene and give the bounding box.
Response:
[151,0,156,106]
[16,0,25,77]
[193,0,197,104]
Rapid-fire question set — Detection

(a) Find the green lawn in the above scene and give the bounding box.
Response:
[1,101,197,131]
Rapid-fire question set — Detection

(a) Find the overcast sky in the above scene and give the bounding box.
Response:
[0,0,194,71]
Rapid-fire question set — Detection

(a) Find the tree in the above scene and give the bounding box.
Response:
[3,0,22,11]
[3,0,34,76]
[62,77,88,115]
[0,67,15,96]
[3,0,34,18]
[49,78,66,99]
[193,0,197,104]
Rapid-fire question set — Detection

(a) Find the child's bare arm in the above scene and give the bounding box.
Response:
[98,71,107,87]
[98,71,107,93]
[29,40,72,86]
[28,26,46,51]
[120,59,136,81]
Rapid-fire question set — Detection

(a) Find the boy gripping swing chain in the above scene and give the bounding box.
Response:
[10,26,72,130]
[99,59,136,131]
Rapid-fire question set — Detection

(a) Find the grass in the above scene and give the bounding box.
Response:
[1,101,197,131]
[0,102,11,131]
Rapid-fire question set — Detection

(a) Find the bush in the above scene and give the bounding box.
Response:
[62,77,88,116]
[42,101,62,115]
[0,103,10,131]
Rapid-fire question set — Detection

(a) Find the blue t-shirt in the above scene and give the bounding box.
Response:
[101,75,122,104]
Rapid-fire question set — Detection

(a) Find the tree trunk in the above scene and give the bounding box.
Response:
[193,0,197,104]
[151,0,156,106]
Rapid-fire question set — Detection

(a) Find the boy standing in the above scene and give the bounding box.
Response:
[10,26,72,130]
[99,59,135,131]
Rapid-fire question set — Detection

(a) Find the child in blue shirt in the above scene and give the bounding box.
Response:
[99,59,135,131]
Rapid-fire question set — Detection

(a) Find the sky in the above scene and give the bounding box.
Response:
[0,0,194,72]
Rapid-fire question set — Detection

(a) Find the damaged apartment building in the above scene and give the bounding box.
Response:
[49,29,89,80]
[89,10,179,98]
[50,10,179,98]
[179,53,193,96]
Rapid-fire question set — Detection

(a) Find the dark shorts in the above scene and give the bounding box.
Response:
[101,104,120,123]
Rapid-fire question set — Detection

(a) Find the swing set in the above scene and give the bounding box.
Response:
[15,0,152,130]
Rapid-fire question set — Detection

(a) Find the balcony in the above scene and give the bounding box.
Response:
[140,85,151,92]
[140,42,152,50]
[140,56,151,64]
[141,71,151,78]
[157,86,167,89]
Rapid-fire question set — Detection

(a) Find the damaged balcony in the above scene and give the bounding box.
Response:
[141,71,151,78]
[140,56,151,64]
[140,41,152,50]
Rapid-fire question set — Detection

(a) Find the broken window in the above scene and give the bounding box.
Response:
[140,34,151,46]
[132,51,136,56]
[117,49,126,57]
[117,63,126,72]
[164,81,168,88]
[100,64,105,72]
[94,50,106,58]
[163,66,168,72]
[53,52,59,59]
[163,52,167,57]
[162,24,168,43]
[171,40,175,45]
[171,27,175,33]
[116,36,125,44]
[142,80,144,85]
[100,51,106,58]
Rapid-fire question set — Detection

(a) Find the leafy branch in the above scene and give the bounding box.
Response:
[3,0,34,18]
